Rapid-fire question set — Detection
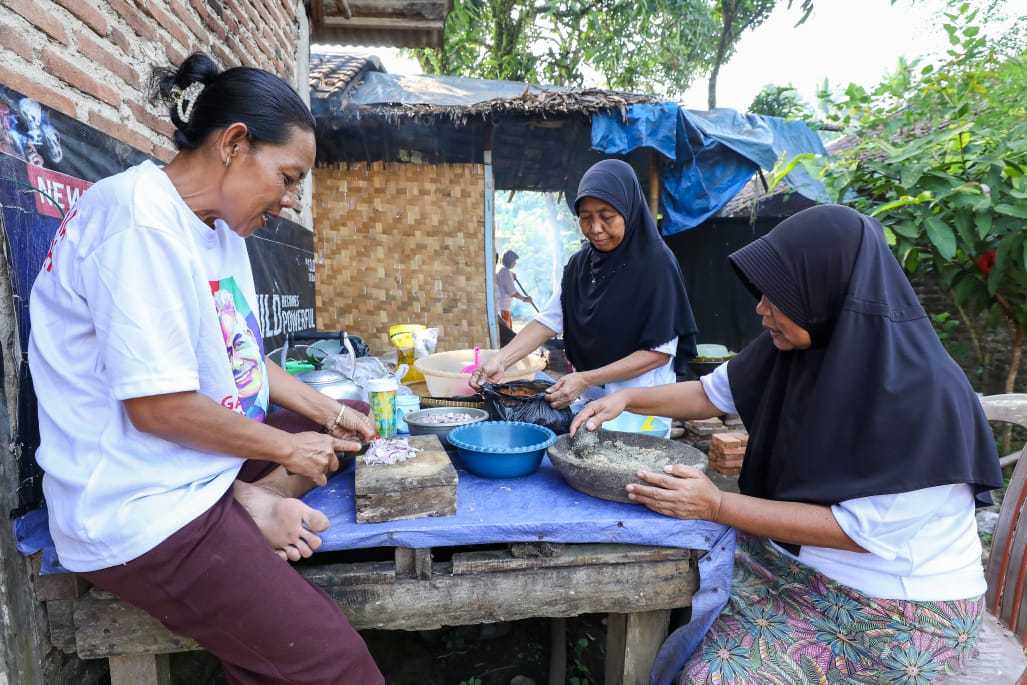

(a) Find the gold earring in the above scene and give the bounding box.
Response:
[224,156,231,168]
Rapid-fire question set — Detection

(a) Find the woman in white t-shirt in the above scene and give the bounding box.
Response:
[476,160,698,408]
[572,205,1004,684]
[28,53,382,684]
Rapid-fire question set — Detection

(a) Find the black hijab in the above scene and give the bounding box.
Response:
[561,160,698,374]
[727,204,1002,506]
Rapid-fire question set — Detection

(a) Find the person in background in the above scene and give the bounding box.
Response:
[496,249,533,328]
[571,204,1003,684]
[475,159,698,408]
[28,52,382,684]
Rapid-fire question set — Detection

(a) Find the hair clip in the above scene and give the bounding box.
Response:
[172,81,205,124]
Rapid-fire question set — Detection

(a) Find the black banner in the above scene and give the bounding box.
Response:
[0,82,316,513]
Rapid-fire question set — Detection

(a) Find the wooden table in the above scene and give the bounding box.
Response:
[37,540,699,685]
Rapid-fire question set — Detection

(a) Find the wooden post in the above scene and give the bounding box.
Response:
[605,610,672,685]
[108,654,171,685]
[648,153,661,220]
[548,617,567,685]
[395,547,432,580]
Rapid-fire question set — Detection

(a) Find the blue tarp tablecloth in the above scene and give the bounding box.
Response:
[14,456,735,685]
[591,104,830,236]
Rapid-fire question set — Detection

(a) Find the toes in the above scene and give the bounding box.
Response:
[299,527,323,552]
[303,507,330,533]
[275,549,288,562]
[283,545,301,562]
[294,539,315,559]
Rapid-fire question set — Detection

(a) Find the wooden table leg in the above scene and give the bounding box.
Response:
[548,617,567,685]
[108,654,171,685]
[605,610,672,685]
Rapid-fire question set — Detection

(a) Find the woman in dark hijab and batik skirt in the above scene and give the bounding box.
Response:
[572,204,1004,684]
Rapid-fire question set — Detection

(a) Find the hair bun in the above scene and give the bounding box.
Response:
[150,53,222,132]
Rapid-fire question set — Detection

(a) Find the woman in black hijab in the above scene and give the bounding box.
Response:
[476,159,698,408]
[572,205,1002,684]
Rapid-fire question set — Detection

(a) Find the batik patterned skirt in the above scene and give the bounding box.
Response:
[678,534,983,685]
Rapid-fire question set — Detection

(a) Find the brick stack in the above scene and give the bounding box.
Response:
[682,417,726,451]
[708,432,748,476]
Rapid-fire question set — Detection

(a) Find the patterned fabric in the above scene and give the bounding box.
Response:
[679,535,983,685]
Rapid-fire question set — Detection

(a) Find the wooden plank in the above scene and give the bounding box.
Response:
[30,556,88,602]
[341,0,448,20]
[394,548,432,579]
[73,558,697,658]
[452,544,693,575]
[45,600,77,654]
[355,434,457,523]
[108,654,171,685]
[322,15,444,31]
[981,394,1027,430]
[605,610,672,685]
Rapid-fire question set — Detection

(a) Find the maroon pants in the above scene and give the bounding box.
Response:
[82,408,383,685]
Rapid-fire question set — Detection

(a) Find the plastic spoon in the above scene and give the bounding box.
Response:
[460,346,481,375]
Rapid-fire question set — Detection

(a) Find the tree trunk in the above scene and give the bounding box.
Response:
[1001,323,1023,453]
[708,0,735,109]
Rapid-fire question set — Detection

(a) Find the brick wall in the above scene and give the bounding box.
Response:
[0,0,306,163]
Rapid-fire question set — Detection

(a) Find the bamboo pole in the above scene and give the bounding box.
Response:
[648,152,661,220]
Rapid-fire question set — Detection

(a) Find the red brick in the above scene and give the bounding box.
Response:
[109,25,132,54]
[0,69,78,119]
[162,36,187,66]
[153,143,177,163]
[211,42,235,69]
[43,47,122,108]
[88,110,153,153]
[170,1,207,43]
[53,0,109,37]
[280,0,296,20]
[137,1,192,52]
[108,0,157,41]
[189,0,211,22]
[6,0,69,44]
[0,18,34,61]
[77,32,140,88]
[126,100,176,139]
[260,0,290,28]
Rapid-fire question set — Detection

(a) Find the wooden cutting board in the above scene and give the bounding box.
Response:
[354,434,458,523]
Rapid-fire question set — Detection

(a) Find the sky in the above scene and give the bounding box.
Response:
[314,0,1010,112]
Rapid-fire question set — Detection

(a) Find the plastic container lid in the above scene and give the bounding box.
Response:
[396,394,421,407]
[366,377,398,393]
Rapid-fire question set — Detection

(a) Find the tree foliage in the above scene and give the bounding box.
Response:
[815,0,1027,390]
[410,0,791,97]
[748,83,814,120]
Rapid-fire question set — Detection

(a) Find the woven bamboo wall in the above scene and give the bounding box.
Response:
[313,162,490,353]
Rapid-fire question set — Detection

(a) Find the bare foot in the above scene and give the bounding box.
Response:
[252,465,319,500]
[233,481,330,562]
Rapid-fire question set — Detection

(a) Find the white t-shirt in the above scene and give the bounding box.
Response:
[496,267,517,311]
[700,362,985,601]
[536,283,677,398]
[28,160,269,572]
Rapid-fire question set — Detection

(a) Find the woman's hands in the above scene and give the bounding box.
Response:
[626,465,724,521]
[326,403,376,443]
[281,432,354,486]
[472,354,507,387]
[568,390,631,435]
[544,371,592,409]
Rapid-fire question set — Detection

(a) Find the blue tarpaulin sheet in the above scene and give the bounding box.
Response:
[591,104,829,235]
[14,457,735,684]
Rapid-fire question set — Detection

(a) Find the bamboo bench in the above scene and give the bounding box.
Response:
[936,394,1027,684]
[32,541,699,685]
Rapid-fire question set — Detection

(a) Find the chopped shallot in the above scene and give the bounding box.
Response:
[364,438,420,465]
[418,412,474,425]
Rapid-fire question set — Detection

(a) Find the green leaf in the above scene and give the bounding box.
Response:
[952,212,975,248]
[976,213,993,239]
[892,221,920,239]
[989,232,1024,295]
[883,226,897,246]
[995,203,1027,219]
[871,195,928,217]
[925,216,957,260]
[953,275,979,307]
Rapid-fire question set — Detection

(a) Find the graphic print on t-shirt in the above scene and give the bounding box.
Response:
[210,277,269,422]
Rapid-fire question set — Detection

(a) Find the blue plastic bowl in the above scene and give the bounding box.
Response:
[446,421,557,478]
